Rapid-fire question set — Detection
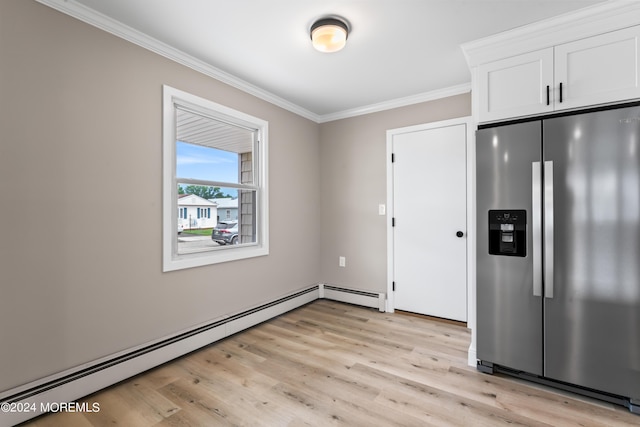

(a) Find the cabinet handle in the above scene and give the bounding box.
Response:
[559,82,563,103]
[546,85,550,106]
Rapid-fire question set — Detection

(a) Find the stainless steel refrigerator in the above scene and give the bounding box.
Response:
[476,104,640,413]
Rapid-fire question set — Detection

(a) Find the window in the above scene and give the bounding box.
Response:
[163,85,269,271]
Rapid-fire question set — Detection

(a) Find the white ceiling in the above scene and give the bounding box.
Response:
[41,0,604,121]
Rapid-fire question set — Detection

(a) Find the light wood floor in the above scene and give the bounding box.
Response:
[24,300,639,426]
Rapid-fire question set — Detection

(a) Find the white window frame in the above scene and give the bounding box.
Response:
[162,85,269,272]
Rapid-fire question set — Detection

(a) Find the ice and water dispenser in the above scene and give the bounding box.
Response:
[488,210,526,257]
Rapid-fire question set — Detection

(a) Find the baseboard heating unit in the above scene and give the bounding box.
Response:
[0,284,385,426]
[320,284,386,312]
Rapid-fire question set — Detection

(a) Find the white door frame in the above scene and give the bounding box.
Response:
[386,116,476,363]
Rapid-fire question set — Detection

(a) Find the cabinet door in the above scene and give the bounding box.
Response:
[478,48,554,123]
[555,26,640,110]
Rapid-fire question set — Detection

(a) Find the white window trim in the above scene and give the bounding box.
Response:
[162,85,269,272]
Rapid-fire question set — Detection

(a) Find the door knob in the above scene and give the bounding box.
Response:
[456,231,464,238]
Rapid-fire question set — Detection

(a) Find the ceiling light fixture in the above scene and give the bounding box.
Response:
[310,17,349,53]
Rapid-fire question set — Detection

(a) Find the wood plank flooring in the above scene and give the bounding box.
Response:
[24,300,639,426]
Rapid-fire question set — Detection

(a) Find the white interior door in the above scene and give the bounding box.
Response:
[392,123,467,321]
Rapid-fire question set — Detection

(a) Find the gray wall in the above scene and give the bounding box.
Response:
[318,95,471,291]
[0,0,321,392]
[0,0,471,394]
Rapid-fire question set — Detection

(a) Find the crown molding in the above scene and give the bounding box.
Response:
[317,83,471,123]
[35,0,470,124]
[35,0,322,122]
[461,0,640,68]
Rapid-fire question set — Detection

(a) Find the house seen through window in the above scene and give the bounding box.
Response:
[163,86,269,271]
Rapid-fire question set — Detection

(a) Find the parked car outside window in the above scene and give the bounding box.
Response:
[211,221,239,245]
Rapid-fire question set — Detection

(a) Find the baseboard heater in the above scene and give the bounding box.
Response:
[320,284,386,312]
[0,284,384,426]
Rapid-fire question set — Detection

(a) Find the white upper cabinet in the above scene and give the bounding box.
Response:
[474,24,640,123]
[555,26,640,111]
[478,49,554,122]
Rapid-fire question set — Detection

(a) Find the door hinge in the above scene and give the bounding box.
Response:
[392,281,396,291]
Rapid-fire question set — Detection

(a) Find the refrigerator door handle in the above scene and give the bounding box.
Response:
[532,162,542,297]
[544,160,554,299]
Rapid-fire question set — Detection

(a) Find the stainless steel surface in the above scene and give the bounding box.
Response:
[543,160,554,299]
[543,106,640,401]
[477,104,640,406]
[476,121,543,376]
[532,162,542,297]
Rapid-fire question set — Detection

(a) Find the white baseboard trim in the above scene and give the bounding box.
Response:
[468,344,477,368]
[224,287,319,336]
[319,283,386,312]
[0,284,386,426]
[0,286,320,426]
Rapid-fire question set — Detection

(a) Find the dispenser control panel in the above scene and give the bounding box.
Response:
[488,210,526,257]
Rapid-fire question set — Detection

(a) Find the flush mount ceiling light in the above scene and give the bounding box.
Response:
[310,17,349,53]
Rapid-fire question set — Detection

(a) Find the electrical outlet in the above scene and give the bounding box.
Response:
[378,204,386,215]
[339,256,346,267]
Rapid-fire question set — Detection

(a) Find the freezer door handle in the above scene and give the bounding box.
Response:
[532,162,542,297]
[544,160,554,299]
